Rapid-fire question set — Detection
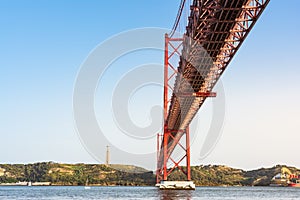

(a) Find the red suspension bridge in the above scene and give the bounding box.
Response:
[156,0,270,189]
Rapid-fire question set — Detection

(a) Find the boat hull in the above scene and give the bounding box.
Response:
[288,183,300,187]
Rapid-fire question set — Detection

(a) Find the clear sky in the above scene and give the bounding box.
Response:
[1,0,300,171]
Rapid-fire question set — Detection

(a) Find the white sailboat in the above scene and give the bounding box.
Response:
[84,178,91,190]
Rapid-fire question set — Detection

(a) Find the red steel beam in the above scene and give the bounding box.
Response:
[177,92,217,97]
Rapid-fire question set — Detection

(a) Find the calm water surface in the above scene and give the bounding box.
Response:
[0,186,300,200]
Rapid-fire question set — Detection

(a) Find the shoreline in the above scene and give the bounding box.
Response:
[0,184,292,188]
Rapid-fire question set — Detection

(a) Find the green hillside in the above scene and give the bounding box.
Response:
[0,162,154,186]
[169,165,300,186]
[0,162,299,186]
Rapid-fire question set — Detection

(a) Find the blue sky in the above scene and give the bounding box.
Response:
[1,0,300,170]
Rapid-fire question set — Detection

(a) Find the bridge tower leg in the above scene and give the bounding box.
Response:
[156,34,194,189]
[186,127,191,181]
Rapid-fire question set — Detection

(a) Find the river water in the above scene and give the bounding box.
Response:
[0,186,300,199]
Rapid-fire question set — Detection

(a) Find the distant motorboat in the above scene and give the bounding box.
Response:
[270,167,300,187]
[28,181,32,187]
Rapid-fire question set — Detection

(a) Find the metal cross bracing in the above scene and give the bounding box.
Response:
[157,0,270,183]
[156,32,217,184]
[156,35,194,183]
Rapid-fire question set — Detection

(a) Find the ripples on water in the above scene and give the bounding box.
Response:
[0,186,300,200]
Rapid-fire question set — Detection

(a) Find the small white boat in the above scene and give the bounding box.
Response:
[84,178,91,189]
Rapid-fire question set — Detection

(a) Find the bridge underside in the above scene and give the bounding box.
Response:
[157,0,270,185]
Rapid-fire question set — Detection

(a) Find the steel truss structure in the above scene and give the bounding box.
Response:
[156,36,192,183]
[157,0,270,183]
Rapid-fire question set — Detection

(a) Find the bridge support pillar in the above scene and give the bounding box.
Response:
[186,127,191,181]
[156,34,194,189]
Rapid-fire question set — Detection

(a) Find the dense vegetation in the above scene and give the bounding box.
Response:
[0,163,299,186]
[168,165,245,186]
[169,165,300,186]
[0,162,154,186]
